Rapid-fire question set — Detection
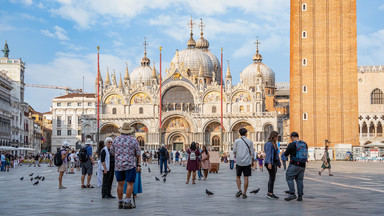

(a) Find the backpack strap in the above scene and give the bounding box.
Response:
[240,137,252,156]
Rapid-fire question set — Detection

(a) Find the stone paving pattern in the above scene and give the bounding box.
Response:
[0,161,383,215]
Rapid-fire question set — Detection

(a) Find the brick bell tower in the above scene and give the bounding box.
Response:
[290,0,358,147]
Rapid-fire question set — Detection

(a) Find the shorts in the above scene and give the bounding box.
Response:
[81,160,93,175]
[236,165,252,177]
[70,161,75,168]
[58,163,67,172]
[175,158,179,162]
[115,168,136,183]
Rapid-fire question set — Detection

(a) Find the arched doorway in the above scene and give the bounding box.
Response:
[100,124,119,141]
[204,121,222,150]
[169,133,185,151]
[162,117,191,150]
[137,136,145,150]
[263,124,274,142]
[131,123,148,150]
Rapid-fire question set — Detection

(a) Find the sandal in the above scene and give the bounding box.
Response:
[242,194,247,199]
[236,190,242,197]
[87,184,95,188]
[81,185,87,188]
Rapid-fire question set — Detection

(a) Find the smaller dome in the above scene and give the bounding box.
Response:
[253,53,262,62]
[140,55,150,66]
[196,36,209,49]
[131,65,159,86]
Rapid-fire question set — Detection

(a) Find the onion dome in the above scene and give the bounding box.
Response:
[170,48,213,78]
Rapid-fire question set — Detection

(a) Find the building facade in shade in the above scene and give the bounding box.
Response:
[0,41,29,150]
[0,70,12,146]
[290,0,358,147]
[358,65,384,146]
[82,25,281,152]
[51,93,96,152]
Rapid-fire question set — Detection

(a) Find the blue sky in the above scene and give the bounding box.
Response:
[1,0,383,112]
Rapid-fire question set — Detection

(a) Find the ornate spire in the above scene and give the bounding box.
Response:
[141,37,150,66]
[151,61,157,79]
[112,70,117,86]
[2,40,10,58]
[253,37,263,63]
[124,62,130,81]
[105,67,111,86]
[226,60,232,78]
[199,18,205,37]
[118,73,123,89]
[196,18,209,49]
[187,16,196,48]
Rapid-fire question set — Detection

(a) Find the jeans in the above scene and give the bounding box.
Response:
[160,158,167,174]
[266,164,277,193]
[198,169,202,178]
[102,168,114,197]
[1,161,5,171]
[286,164,305,196]
[229,160,234,170]
[282,160,287,170]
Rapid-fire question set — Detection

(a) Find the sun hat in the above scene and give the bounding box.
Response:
[62,141,70,148]
[119,123,135,134]
[84,138,93,145]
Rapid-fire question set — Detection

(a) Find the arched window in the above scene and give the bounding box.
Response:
[303,112,308,120]
[302,58,307,66]
[139,107,143,114]
[302,85,308,93]
[302,31,307,38]
[371,89,383,104]
[302,3,307,11]
[212,106,217,113]
[112,108,117,114]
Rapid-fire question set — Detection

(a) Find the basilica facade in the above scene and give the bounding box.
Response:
[83,27,279,152]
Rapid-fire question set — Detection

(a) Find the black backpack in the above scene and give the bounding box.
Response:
[79,146,89,163]
[54,150,63,166]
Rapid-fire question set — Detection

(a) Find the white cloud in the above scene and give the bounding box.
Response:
[10,0,33,5]
[358,29,384,66]
[25,51,132,111]
[40,25,69,40]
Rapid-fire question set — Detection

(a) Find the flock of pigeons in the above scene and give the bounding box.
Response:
[19,173,45,186]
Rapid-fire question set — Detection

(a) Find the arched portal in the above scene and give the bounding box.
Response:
[162,116,191,150]
[131,123,148,150]
[204,121,222,150]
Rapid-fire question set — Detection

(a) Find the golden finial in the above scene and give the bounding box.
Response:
[159,46,162,52]
[97,46,100,52]
[199,18,205,36]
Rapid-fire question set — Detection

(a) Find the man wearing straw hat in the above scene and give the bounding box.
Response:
[110,123,141,209]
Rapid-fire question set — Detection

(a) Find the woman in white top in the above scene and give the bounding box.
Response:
[69,150,76,174]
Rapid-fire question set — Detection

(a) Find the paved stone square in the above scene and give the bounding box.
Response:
[0,161,383,216]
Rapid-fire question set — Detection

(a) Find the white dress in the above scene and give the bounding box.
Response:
[97,160,103,187]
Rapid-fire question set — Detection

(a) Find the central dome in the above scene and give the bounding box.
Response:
[170,47,214,78]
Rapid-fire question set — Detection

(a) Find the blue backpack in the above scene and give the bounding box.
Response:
[292,141,308,164]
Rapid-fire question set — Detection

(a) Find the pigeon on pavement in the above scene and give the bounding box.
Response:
[155,177,160,181]
[163,178,166,183]
[250,189,260,194]
[29,173,34,176]
[33,181,39,185]
[30,178,33,181]
[206,189,214,196]
[20,177,24,180]
[42,177,45,181]
[148,167,151,173]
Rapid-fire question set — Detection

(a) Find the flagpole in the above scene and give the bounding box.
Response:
[159,46,162,149]
[97,46,100,144]
[220,47,223,152]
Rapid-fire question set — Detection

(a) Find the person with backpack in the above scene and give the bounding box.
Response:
[186,142,200,184]
[57,141,70,189]
[159,144,168,174]
[80,138,95,189]
[284,132,308,201]
[264,131,281,200]
[233,128,254,199]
